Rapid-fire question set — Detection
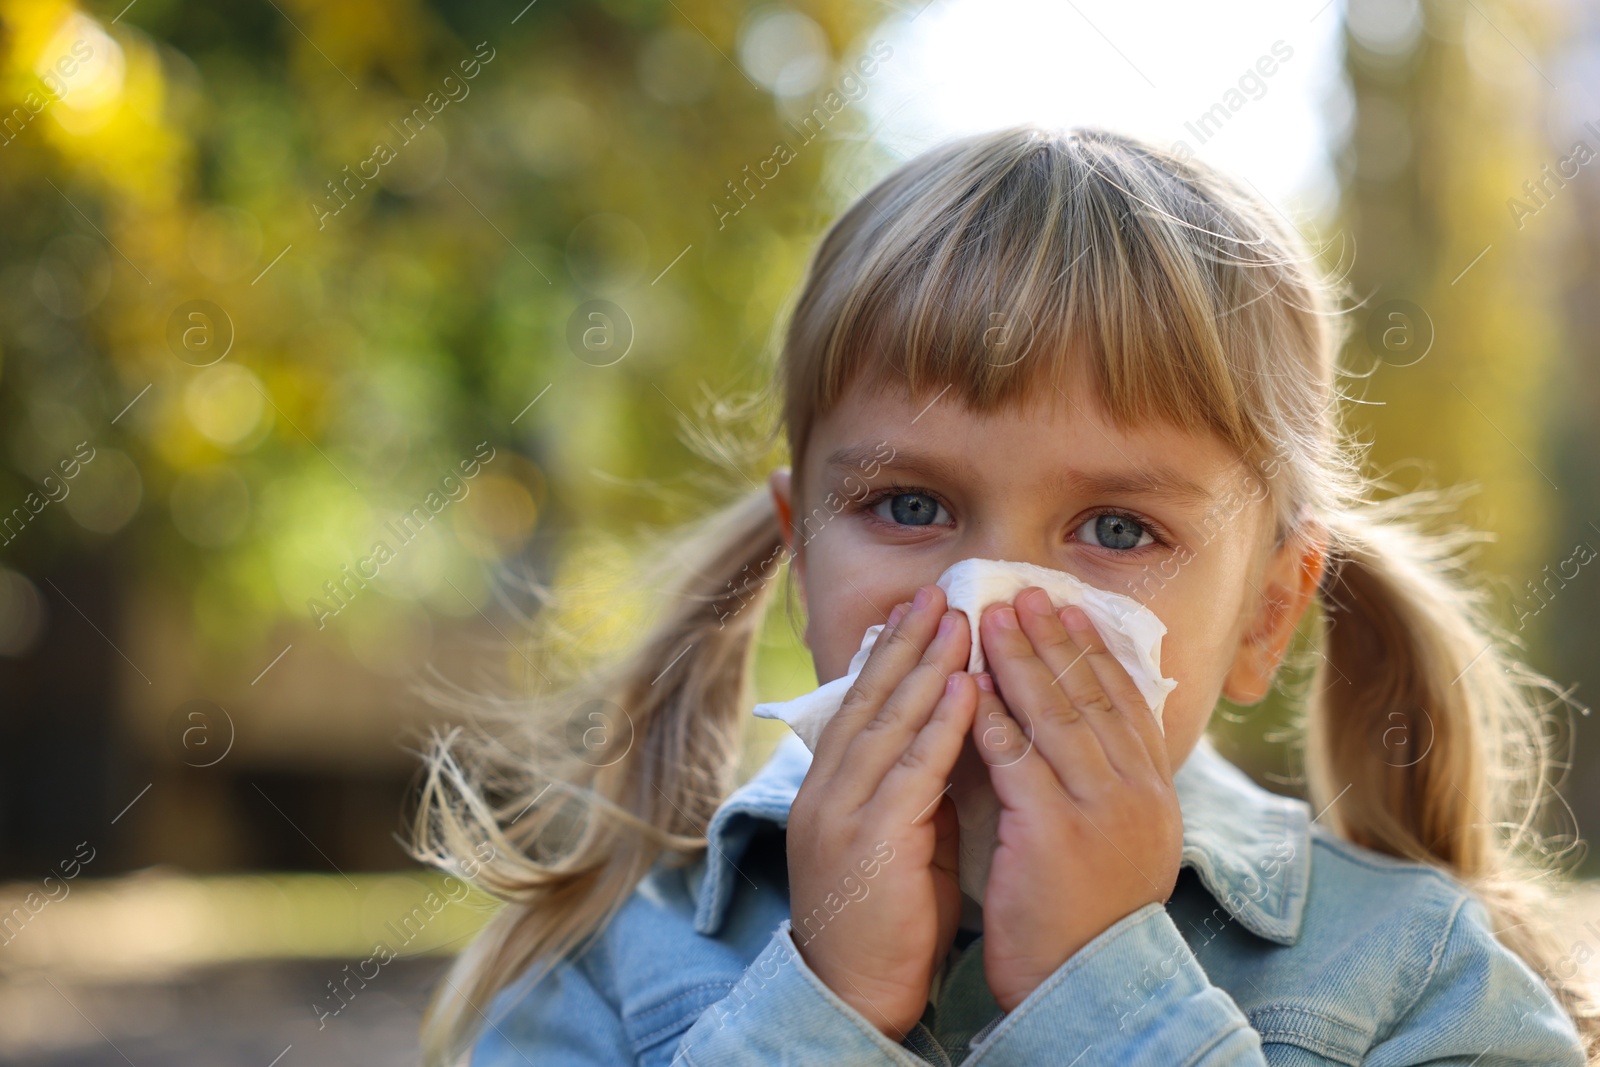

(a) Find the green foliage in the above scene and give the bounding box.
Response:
[0,0,880,671]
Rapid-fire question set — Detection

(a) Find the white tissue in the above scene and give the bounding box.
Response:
[754,557,1176,750]
[753,557,1178,906]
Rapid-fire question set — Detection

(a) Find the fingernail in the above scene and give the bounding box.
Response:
[975,672,995,693]
[946,671,963,695]
[993,606,1018,630]
[1022,587,1051,615]
[1062,605,1090,632]
[913,585,932,612]
[887,602,910,629]
[937,612,956,639]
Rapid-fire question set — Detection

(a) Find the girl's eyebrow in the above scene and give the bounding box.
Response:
[825,442,1219,509]
[825,442,963,484]
[1056,467,1219,509]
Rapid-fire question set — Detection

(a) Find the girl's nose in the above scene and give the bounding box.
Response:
[946,545,1064,575]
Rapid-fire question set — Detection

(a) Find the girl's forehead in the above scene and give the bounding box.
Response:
[811,376,1223,457]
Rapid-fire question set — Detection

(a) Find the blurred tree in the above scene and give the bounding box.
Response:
[1211,0,1581,826]
[0,0,881,874]
[1542,0,1600,875]
[1334,0,1581,846]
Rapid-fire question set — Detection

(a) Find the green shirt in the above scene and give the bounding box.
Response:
[903,927,1006,1066]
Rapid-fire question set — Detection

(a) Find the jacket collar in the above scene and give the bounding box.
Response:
[687,730,1311,946]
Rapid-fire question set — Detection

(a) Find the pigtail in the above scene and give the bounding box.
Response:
[409,484,787,1065]
[1307,489,1600,1055]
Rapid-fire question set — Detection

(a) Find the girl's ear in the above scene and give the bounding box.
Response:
[768,467,804,589]
[1222,520,1329,706]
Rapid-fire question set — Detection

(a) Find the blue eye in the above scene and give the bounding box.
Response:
[1076,513,1154,551]
[872,491,949,527]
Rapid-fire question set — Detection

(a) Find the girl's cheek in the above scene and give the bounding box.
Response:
[1151,662,1218,769]
[1072,552,1190,608]
[804,595,873,682]
[1159,619,1224,686]
[1159,622,1244,737]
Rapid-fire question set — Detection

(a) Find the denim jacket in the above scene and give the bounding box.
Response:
[472,731,1586,1066]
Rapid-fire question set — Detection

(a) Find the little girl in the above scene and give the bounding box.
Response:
[411,125,1598,1065]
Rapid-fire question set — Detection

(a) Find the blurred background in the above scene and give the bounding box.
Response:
[1,0,1598,1061]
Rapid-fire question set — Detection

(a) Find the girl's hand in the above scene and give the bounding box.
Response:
[788,583,978,1040]
[973,586,1183,1013]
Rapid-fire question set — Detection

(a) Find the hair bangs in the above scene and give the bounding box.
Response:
[783,127,1289,477]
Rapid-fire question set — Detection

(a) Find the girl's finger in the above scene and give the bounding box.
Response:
[870,669,979,826]
[810,583,947,781]
[970,674,1065,814]
[1057,602,1172,781]
[1012,587,1153,780]
[931,788,961,880]
[978,602,1115,794]
[833,608,972,809]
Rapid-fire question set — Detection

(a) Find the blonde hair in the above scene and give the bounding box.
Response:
[410,124,1599,1062]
